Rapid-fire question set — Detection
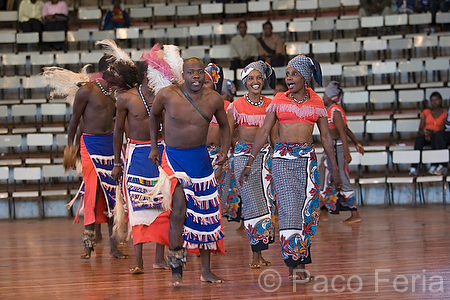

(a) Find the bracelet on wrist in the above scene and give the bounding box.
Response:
[249,154,256,159]
[245,165,251,168]
[114,163,121,167]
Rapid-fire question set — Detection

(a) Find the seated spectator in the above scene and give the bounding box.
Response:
[359,0,392,17]
[230,21,258,71]
[409,92,447,176]
[396,0,417,13]
[398,0,450,32]
[19,0,44,34]
[101,0,131,31]
[432,102,450,175]
[257,21,285,68]
[42,0,69,31]
[272,82,287,96]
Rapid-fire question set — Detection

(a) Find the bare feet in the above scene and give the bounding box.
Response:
[130,266,144,275]
[153,262,170,270]
[341,218,361,224]
[200,273,224,283]
[170,274,182,286]
[259,257,271,266]
[288,274,315,282]
[341,211,361,224]
[319,209,329,222]
[249,263,261,269]
[289,265,314,282]
[80,247,93,259]
[109,250,128,259]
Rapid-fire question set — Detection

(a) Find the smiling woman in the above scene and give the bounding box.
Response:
[239,54,343,282]
[226,60,278,270]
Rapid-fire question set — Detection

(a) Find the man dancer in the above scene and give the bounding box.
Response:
[110,45,178,274]
[149,58,231,286]
[66,56,127,259]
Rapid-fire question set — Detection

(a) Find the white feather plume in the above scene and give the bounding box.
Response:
[162,45,184,84]
[41,65,91,106]
[147,66,172,95]
[95,39,133,65]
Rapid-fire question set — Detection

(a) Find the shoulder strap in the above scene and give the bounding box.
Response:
[138,84,151,117]
[258,37,276,56]
[178,85,210,124]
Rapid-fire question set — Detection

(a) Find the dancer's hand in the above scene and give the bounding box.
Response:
[214,151,228,166]
[331,169,342,192]
[112,166,122,183]
[239,166,251,186]
[148,148,161,166]
[355,143,365,155]
[344,150,352,164]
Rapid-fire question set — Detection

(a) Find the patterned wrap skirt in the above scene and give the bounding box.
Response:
[234,141,275,252]
[124,139,169,246]
[162,144,225,254]
[272,142,320,267]
[319,139,357,213]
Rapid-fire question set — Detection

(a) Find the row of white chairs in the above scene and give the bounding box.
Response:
[0,133,68,165]
[0,164,80,220]
[339,149,450,205]
[0,0,358,28]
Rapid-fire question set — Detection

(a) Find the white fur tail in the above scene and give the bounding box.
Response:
[112,184,128,243]
[146,166,190,211]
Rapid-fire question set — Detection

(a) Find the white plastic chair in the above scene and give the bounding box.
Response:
[387,150,420,205]
[285,42,310,57]
[397,60,423,84]
[416,149,448,204]
[342,65,368,87]
[365,119,393,144]
[342,90,368,112]
[398,89,424,111]
[357,151,389,205]
[0,75,21,101]
[209,45,231,60]
[12,166,42,219]
[369,90,396,113]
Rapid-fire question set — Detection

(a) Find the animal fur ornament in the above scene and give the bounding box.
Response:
[41,64,90,106]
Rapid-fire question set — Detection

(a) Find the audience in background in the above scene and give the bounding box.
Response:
[359,0,392,16]
[432,104,450,175]
[230,21,258,71]
[409,92,447,176]
[42,0,68,31]
[101,0,131,31]
[19,0,44,34]
[397,0,450,32]
[42,0,68,50]
[257,21,285,68]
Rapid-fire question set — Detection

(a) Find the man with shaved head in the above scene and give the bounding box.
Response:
[149,58,231,286]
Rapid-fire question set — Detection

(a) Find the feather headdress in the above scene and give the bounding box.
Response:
[162,44,184,85]
[141,44,173,94]
[95,39,133,65]
[41,64,90,106]
[97,39,140,91]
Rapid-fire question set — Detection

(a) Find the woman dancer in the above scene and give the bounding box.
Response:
[319,81,364,224]
[228,60,277,268]
[240,55,342,281]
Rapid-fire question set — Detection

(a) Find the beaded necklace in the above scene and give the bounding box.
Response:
[138,84,151,117]
[290,91,309,104]
[245,93,264,107]
[96,79,110,97]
